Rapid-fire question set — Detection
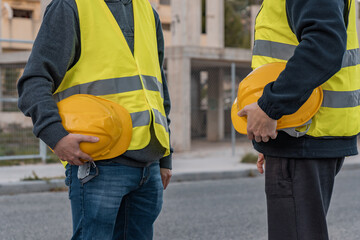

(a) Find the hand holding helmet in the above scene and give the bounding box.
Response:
[56,94,133,166]
[231,62,323,139]
[238,102,277,142]
[54,133,99,165]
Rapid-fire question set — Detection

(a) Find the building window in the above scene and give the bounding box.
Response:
[201,0,206,34]
[160,0,170,5]
[12,9,33,19]
[162,23,171,31]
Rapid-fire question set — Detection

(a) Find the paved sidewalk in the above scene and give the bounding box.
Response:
[1,140,360,195]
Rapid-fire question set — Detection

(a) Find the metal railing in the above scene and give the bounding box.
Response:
[0,140,47,163]
[0,60,50,163]
[0,38,35,44]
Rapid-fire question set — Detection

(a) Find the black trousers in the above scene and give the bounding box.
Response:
[264,156,344,240]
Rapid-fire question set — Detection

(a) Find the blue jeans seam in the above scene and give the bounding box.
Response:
[67,166,72,199]
[80,180,84,240]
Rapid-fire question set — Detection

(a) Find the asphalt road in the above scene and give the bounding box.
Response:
[0,169,359,240]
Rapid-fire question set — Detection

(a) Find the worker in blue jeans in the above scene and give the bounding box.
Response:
[17,0,172,239]
[66,162,164,239]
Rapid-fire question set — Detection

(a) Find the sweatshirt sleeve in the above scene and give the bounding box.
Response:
[257,0,347,120]
[17,0,80,149]
[153,9,173,169]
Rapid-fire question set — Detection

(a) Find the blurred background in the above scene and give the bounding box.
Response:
[0,0,359,163]
[0,1,359,240]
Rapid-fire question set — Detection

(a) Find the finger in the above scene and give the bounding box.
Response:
[163,179,168,190]
[238,109,247,117]
[257,155,264,174]
[247,131,254,140]
[254,135,262,143]
[270,131,278,139]
[72,159,85,166]
[76,134,99,143]
[64,159,74,165]
[163,176,171,190]
[256,162,263,174]
[262,136,270,142]
[161,176,168,190]
[78,151,93,162]
[257,155,264,164]
[66,158,84,166]
[257,164,263,174]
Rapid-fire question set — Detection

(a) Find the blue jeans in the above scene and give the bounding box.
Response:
[65,162,163,240]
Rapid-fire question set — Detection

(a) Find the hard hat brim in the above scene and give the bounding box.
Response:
[231,98,247,134]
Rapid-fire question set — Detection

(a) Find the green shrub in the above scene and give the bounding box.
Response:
[240,152,258,164]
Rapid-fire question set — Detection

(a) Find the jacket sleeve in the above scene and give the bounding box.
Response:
[17,0,80,149]
[257,0,347,120]
[153,9,173,169]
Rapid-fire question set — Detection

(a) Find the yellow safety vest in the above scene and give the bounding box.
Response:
[252,0,360,137]
[53,0,170,156]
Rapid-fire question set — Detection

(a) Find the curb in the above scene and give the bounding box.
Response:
[1,162,359,196]
[341,162,360,171]
[171,168,261,182]
[0,168,259,196]
[0,179,66,196]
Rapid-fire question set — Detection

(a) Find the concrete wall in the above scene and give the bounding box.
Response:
[206,0,224,48]
[206,68,224,141]
[166,48,192,151]
[165,46,252,151]
[1,0,41,50]
[0,112,32,129]
[250,5,261,50]
[357,0,360,46]
[170,0,224,48]
[171,0,202,46]
[150,0,172,47]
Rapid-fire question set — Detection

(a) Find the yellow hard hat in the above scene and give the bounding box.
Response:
[231,62,323,137]
[57,94,132,160]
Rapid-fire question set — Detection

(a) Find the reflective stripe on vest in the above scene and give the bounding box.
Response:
[322,90,360,108]
[130,110,169,132]
[53,75,164,102]
[253,40,360,68]
[54,0,170,155]
[252,0,360,137]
